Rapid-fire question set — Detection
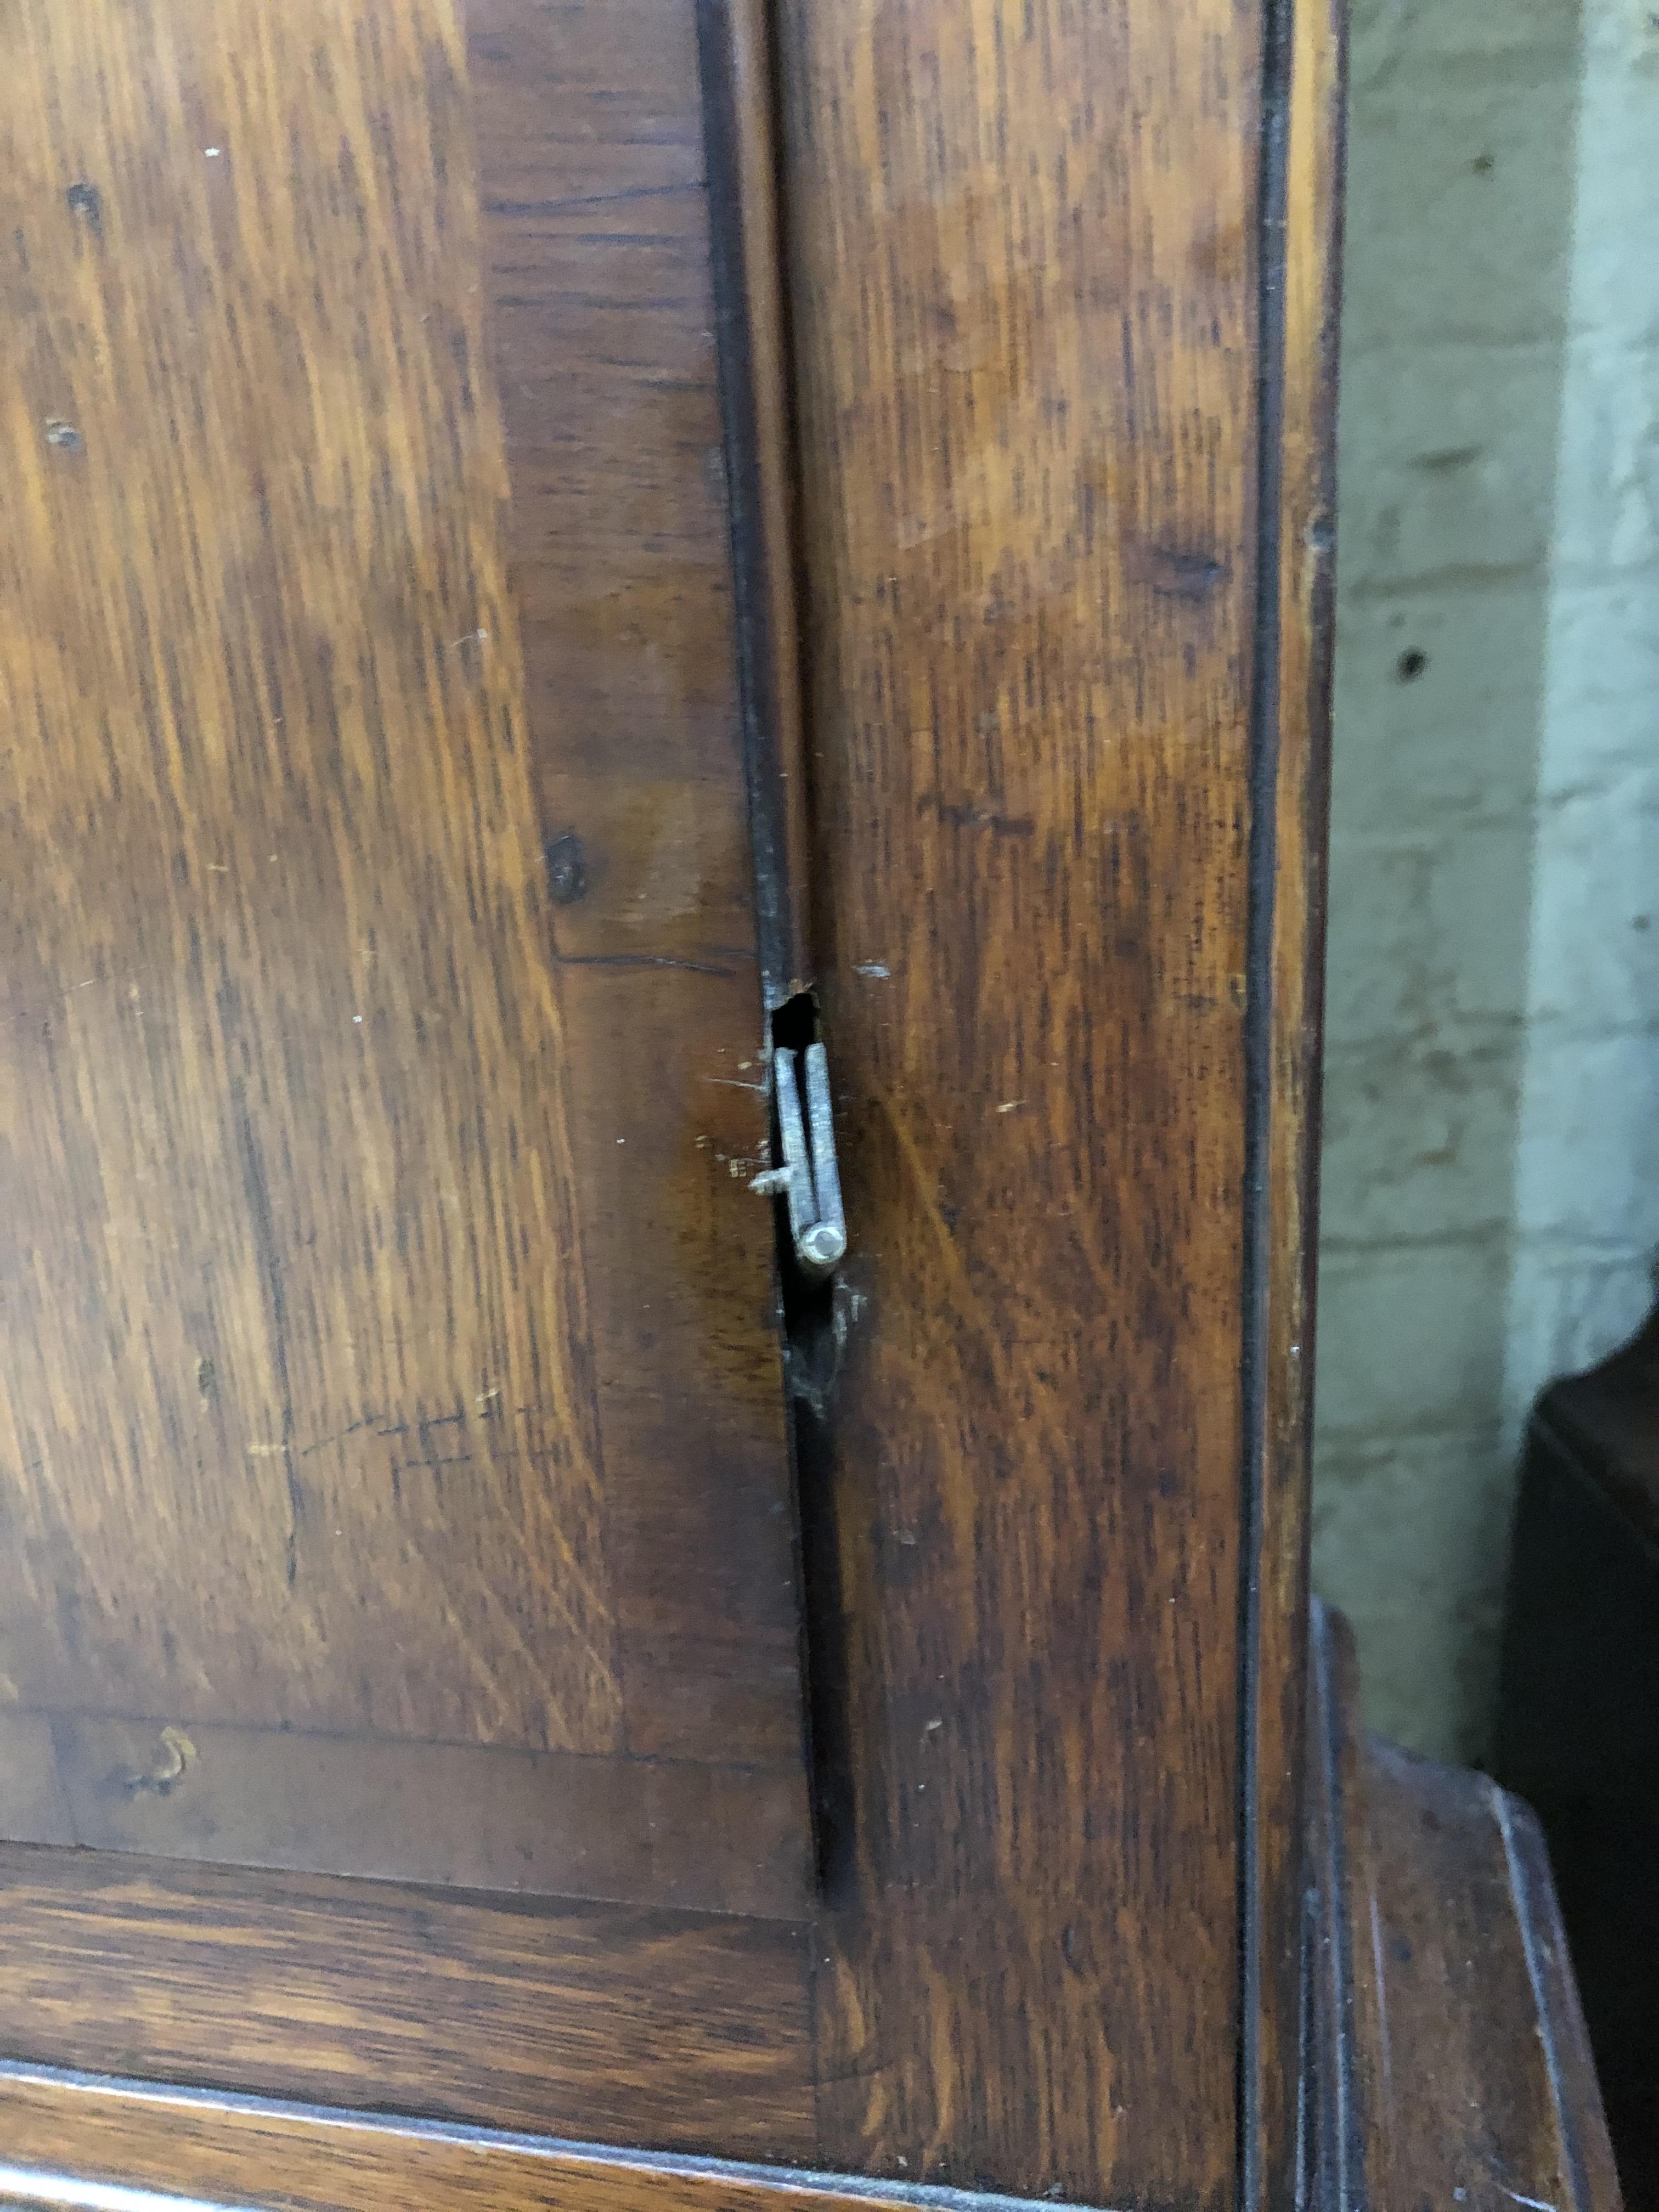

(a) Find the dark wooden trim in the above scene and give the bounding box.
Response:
[696,0,815,1006]
[1233,0,1292,2188]
[1245,0,1347,2206]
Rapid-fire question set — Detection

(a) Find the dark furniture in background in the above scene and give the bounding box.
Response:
[1499,1304,1659,2212]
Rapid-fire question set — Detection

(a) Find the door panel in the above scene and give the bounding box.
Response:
[0,0,806,1912]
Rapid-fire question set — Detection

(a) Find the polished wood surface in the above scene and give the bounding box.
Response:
[0,2068,866,2212]
[0,1848,816,2155]
[1367,1748,1618,2212]
[0,0,806,1900]
[1305,1598,1388,2212]
[31,1717,805,1912]
[1310,1604,1621,2212]
[0,0,614,1755]
[470,0,808,1771]
[777,0,1296,2192]
[1250,0,1345,2202]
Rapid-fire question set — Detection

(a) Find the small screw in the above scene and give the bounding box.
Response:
[44,418,82,453]
[799,1221,847,1272]
[544,830,588,905]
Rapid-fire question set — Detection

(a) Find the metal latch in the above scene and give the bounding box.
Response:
[757,1041,846,1282]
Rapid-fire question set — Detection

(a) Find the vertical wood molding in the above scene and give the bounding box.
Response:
[1245,0,1346,2205]
[697,0,816,1005]
[773,0,1293,2197]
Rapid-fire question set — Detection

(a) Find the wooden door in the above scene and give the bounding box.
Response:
[0,0,1351,2206]
[0,0,809,1921]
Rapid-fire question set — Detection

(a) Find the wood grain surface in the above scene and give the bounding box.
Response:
[0,1847,816,2157]
[775,0,1279,2196]
[26,1717,805,1915]
[0,0,808,1904]
[469,0,809,1773]
[1308,1603,1621,2212]
[1305,1600,1391,2212]
[0,2067,882,2212]
[0,0,617,1758]
[1246,0,1346,2205]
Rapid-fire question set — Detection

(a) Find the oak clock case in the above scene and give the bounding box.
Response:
[0,3,1622,2212]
